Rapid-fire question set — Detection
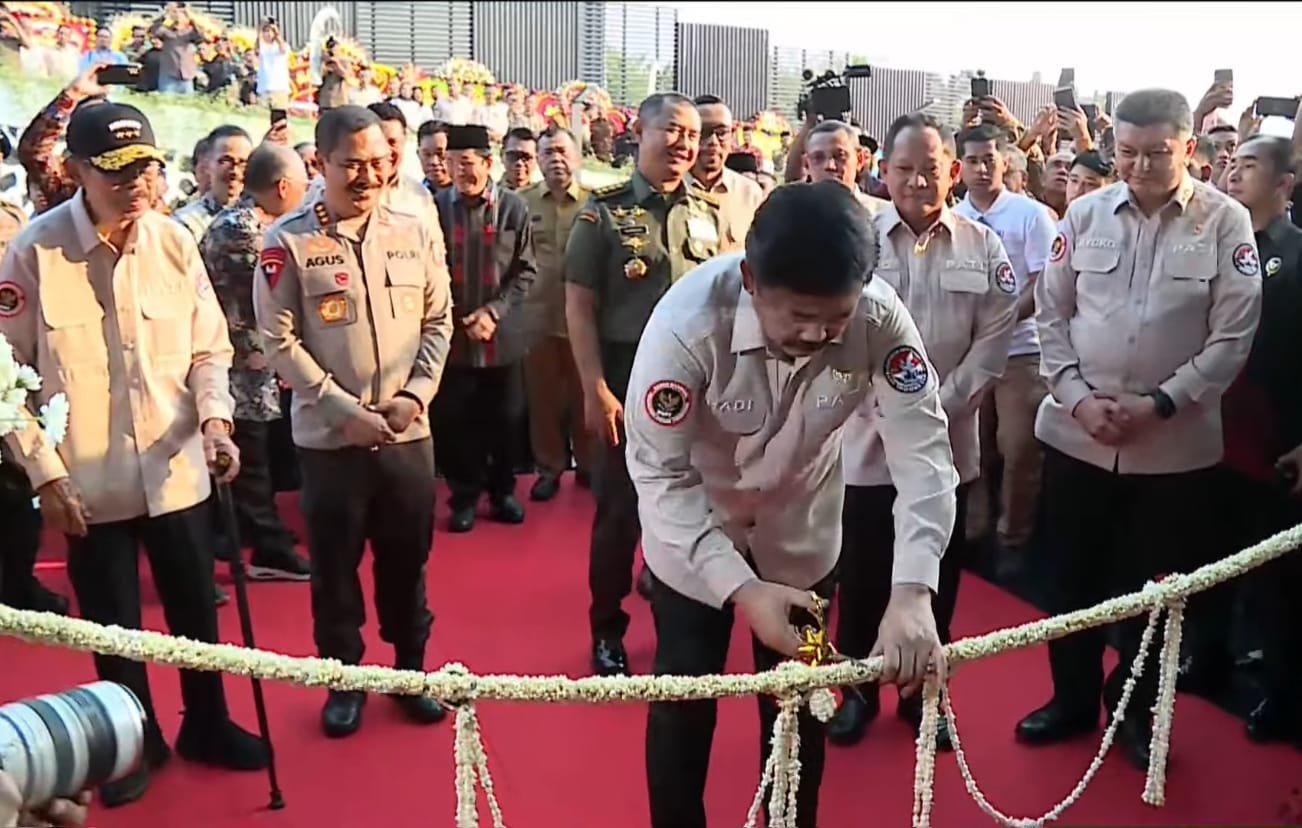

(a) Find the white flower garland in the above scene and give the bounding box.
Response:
[0,334,70,450]
[0,514,1298,825]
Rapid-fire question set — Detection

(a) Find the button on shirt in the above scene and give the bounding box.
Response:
[843,205,1018,486]
[1035,177,1262,474]
[625,253,958,609]
[954,188,1058,357]
[254,191,454,451]
[0,191,235,522]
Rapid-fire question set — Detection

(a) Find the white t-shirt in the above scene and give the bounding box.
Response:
[257,40,291,94]
[954,189,1057,357]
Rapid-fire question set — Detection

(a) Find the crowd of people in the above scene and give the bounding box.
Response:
[0,29,1300,827]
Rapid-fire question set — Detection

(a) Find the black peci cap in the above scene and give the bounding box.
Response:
[446,124,491,151]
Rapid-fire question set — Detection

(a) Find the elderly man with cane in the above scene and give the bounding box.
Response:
[0,101,269,807]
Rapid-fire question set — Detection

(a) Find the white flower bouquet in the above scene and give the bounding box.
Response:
[0,333,69,448]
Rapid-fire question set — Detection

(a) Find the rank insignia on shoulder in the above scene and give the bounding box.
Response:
[313,203,332,228]
[594,181,630,200]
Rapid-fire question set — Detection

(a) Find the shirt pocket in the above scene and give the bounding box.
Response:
[715,403,767,436]
[385,260,425,320]
[138,287,193,367]
[1162,247,1216,293]
[939,267,989,294]
[301,271,358,330]
[1070,243,1122,297]
[40,290,107,375]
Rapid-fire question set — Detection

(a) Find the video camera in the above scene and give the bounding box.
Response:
[797,64,872,123]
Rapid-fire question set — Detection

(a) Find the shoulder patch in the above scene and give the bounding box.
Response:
[882,345,929,394]
[261,247,288,288]
[1231,243,1259,277]
[644,380,692,427]
[688,188,721,209]
[593,181,631,201]
[994,262,1016,294]
[1049,233,1067,263]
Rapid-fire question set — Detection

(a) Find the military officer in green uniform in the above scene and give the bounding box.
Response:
[564,92,730,676]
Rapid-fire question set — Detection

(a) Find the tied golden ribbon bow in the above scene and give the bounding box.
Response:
[795,593,837,666]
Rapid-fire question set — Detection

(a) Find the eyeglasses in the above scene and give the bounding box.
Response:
[503,150,535,163]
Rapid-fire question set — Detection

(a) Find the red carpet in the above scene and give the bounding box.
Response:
[3,478,1301,827]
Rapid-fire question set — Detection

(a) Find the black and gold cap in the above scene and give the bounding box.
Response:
[66,102,167,172]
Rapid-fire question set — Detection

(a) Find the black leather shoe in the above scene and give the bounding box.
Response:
[1114,715,1152,770]
[448,506,476,533]
[826,687,880,746]
[897,693,953,752]
[635,567,654,600]
[3,579,69,615]
[490,495,525,524]
[393,694,447,724]
[176,717,268,770]
[530,474,561,502]
[1246,697,1301,746]
[592,639,628,676]
[1015,699,1098,745]
[320,690,366,738]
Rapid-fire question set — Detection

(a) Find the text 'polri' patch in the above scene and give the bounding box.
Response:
[995,262,1016,294]
[261,247,288,288]
[1232,243,1259,276]
[644,380,692,427]
[1049,233,1067,263]
[883,345,929,394]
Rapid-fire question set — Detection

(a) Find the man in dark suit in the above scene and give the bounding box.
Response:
[432,124,538,532]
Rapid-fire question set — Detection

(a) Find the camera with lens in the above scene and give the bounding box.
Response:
[0,682,146,810]
[797,64,872,123]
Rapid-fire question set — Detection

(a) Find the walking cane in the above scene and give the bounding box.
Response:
[214,455,286,810]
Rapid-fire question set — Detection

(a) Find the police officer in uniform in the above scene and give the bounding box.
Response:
[564,92,729,676]
[831,114,1017,750]
[254,106,454,737]
[627,182,955,828]
[1017,90,1261,768]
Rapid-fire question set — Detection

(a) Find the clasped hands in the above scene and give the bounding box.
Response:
[1072,391,1160,446]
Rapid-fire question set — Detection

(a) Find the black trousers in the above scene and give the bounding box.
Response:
[268,389,300,493]
[298,439,436,666]
[646,573,835,828]
[835,482,970,660]
[587,426,642,641]
[432,363,525,508]
[65,502,229,726]
[0,463,41,602]
[229,419,295,557]
[1040,447,1215,718]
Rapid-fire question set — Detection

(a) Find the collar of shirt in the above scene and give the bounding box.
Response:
[1111,173,1195,216]
[687,168,736,195]
[542,178,583,204]
[878,201,956,242]
[70,190,139,254]
[452,181,497,207]
[958,187,1013,221]
[631,170,686,206]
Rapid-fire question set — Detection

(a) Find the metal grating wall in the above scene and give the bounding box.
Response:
[353,0,472,69]
[992,78,1055,127]
[675,22,769,120]
[230,2,355,49]
[71,1,235,24]
[848,66,931,142]
[602,2,678,107]
[576,2,606,86]
[472,1,584,91]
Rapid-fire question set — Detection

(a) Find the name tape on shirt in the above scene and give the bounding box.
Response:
[261,246,288,288]
[995,262,1016,294]
[883,345,929,394]
[1049,233,1067,263]
[644,380,692,427]
[0,281,26,318]
[1232,243,1260,277]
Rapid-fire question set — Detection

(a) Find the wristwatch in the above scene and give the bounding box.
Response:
[1146,389,1176,420]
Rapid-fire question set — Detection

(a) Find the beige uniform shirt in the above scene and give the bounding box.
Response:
[856,189,891,217]
[254,190,454,451]
[625,253,958,609]
[520,178,588,339]
[689,167,764,250]
[0,192,234,522]
[844,205,1018,486]
[1035,177,1262,474]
